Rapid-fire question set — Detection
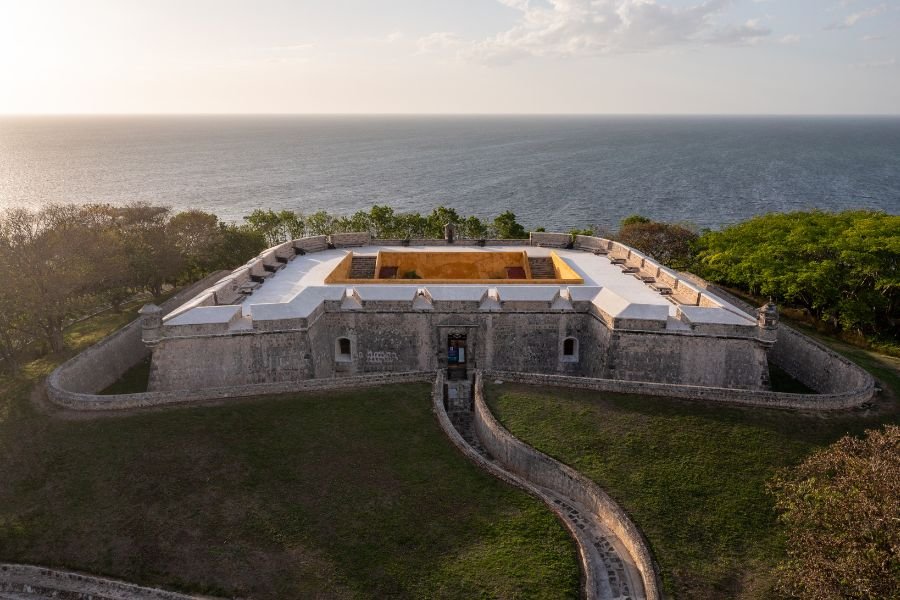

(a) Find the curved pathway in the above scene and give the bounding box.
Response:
[435,373,657,600]
[0,564,208,600]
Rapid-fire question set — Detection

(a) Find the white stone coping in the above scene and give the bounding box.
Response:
[251,287,346,321]
[495,285,561,303]
[353,285,420,302]
[165,305,242,326]
[677,305,756,326]
[592,288,670,322]
[425,286,490,302]
[566,285,603,303]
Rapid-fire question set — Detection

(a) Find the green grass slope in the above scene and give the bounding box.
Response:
[486,375,898,600]
[0,308,579,599]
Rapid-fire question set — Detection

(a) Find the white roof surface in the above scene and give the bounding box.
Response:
[170,244,752,330]
[678,306,756,326]
[166,305,242,326]
[495,285,560,303]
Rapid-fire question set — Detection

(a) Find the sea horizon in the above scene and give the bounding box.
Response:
[2,114,898,231]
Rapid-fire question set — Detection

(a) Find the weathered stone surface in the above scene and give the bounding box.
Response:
[45,235,876,412]
[148,302,774,393]
[329,232,371,247]
[0,564,204,600]
[530,231,572,247]
[470,371,661,600]
[432,370,660,599]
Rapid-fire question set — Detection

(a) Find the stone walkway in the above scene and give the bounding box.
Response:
[444,379,646,600]
[0,564,206,600]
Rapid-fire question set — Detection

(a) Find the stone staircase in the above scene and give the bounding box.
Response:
[349,256,376,279]
[528,257,556,279]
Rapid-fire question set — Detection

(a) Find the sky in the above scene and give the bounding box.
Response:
[0,0,898,115]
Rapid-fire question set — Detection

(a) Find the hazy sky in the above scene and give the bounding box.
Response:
[1,0,898,114]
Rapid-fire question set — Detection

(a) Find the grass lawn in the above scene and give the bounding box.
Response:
[485,358,899,599]
[0,307,580,599]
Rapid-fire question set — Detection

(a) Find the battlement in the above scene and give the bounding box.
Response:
[151,233,767,342]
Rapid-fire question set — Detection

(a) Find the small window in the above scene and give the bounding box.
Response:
[561,337,579,362]
[336,337,352,362]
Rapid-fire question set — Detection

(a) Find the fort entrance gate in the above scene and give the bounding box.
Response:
[447,333,468,380]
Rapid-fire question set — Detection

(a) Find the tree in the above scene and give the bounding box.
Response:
[206,224,267,271]
[460,215,490,240]
[768,426,900,599]
[693,210,899,336]
[616,219,698,270]
[0,205,126,352]
[425,206,462,238]
[492,211,528,239]
[569,227,595,237]
[396,212,427,239]
[116,203,183,298]
[620,214,651,227]
[368,205,395,238]
[168,210,221,282]
[244,209,304,245]
[0,240,30,368]
[304,210,336,236]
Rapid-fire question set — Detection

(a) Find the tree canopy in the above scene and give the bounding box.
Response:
[615,218,698,271]
[768,425,900,599]
[0,203,528,363]
[0,204,265,360]
[693,210,899,337]
[241,205,530,243]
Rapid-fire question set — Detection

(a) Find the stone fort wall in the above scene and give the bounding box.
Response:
[46,233,876,411]
[146,308,773,392]
[46,271,229,400]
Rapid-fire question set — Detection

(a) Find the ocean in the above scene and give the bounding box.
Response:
[1,115,898,231]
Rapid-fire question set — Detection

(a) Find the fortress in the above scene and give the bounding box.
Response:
[139,229,780,392]
[40,228,879,600]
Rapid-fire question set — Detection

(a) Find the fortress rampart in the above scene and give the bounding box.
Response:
[45,232,876,411]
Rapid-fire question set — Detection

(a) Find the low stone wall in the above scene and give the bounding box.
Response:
[486,370,874,410]
[48,371,432,411]
[530,231,572,247]
[472,372,662,600]
[46,271,229,402]
[681,276,878,399]
[0,563,201,599]
[428,371,598,598]
[329,232,371,247]
[770,326,873,394]
[294,235,329,253]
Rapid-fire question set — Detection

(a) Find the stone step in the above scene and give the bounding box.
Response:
[348,256,377,279]
[528,257,556,279]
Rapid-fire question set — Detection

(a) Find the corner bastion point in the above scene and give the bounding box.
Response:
[140,230,782,392]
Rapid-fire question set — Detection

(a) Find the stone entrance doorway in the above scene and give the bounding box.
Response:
[447,333,468,380]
